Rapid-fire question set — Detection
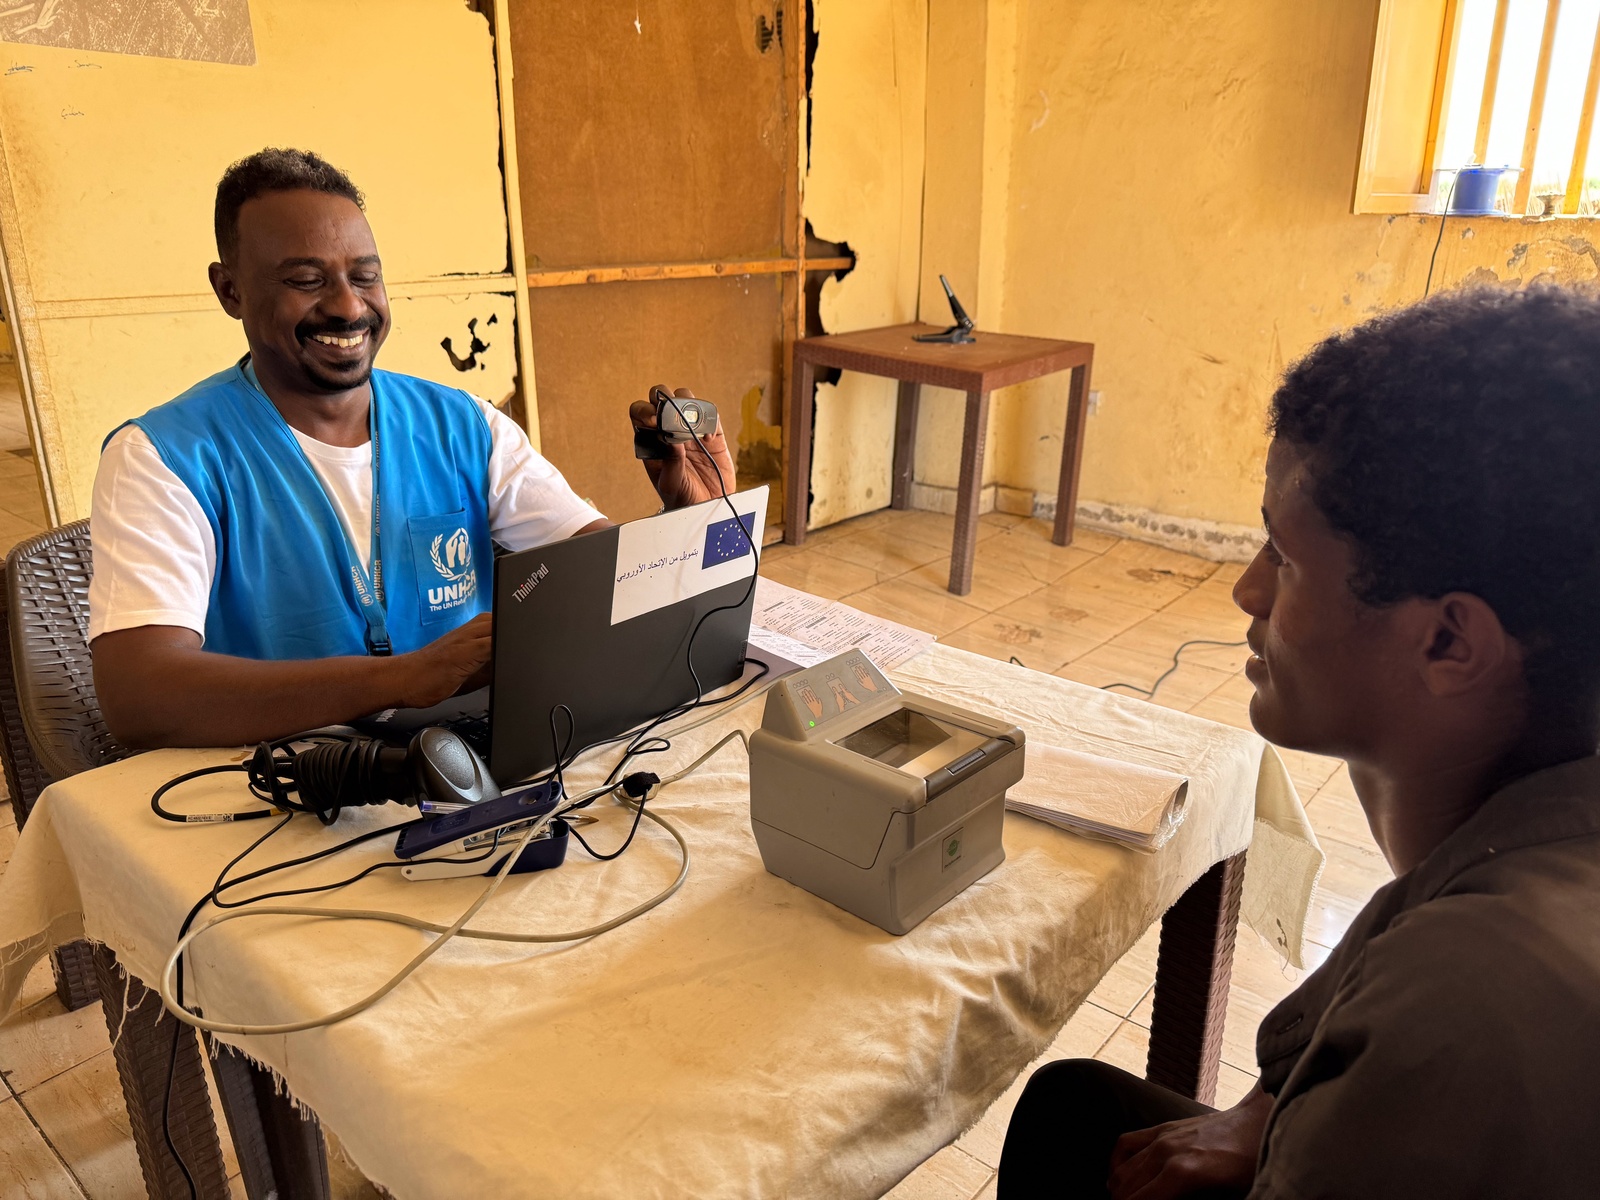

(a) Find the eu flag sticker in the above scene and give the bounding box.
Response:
[703,515,753,567]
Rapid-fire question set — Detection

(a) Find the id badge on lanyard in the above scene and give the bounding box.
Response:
[349,414,392,656]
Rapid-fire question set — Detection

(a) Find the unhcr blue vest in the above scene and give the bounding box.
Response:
[117,361,493,660]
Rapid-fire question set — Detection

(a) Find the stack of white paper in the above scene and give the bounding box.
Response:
[746,578,935,673]
[1004,742,1190,853]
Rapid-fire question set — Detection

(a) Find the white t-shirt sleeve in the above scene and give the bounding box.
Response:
[88,425,216,643]
[474,396,606,550]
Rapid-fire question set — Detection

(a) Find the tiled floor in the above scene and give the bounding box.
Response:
[0,505,1394,1199]
[0,359,49,553]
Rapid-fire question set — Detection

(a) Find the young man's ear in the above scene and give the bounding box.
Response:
[1417,592,1517,698]
[208,261,243,320]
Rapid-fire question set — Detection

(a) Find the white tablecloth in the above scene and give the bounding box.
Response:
[0,645,1319,1199]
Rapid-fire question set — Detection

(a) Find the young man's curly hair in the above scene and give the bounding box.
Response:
[1270,284,1600,731]
[214,148,364,265]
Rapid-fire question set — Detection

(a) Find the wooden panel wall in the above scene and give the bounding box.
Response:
[508,0,803,522]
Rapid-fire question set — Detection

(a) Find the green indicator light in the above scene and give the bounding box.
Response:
[808,720,816,727]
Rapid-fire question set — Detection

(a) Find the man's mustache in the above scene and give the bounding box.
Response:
[296,313,383,341]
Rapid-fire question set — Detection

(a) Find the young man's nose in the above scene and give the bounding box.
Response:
[1232,548,1273,619]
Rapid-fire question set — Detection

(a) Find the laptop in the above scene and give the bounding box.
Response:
[360,488,766,785]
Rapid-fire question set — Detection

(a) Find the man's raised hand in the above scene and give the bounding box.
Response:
[630,386,738,510]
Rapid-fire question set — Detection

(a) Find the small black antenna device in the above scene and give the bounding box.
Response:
[914,275,976,344]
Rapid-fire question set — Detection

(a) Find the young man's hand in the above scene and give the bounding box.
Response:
[630,387,737,510]
[1107,1083,1272,1200]
[392,613,493,708]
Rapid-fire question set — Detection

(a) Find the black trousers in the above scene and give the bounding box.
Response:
[997,1059,1212,1199]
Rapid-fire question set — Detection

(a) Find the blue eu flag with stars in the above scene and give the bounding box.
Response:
[703,514,753,567]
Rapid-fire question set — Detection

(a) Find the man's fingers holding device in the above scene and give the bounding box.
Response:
[394,612,493,708]
[631,384,737,509]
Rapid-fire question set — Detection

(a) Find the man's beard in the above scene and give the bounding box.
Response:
[296,315,383,393]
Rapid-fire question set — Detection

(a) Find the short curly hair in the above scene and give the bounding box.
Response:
[1271,284,1600,725]
[213,147,364,264]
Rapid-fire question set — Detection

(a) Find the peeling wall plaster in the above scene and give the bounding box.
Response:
[805,0,1600,535]
[801,0,927,529]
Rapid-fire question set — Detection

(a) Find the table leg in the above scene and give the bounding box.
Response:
[947,389,990,596]
[93,946,231,1200]
[891,381,921,510]
[1145,851,1246,1106]
[209,1037,332,1200]
[1052,356,1094,546]
[783,355,817,546]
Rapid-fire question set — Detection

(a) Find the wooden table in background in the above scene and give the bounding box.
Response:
[784,323,1095,595]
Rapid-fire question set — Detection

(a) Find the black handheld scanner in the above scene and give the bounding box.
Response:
[634,384,719,459]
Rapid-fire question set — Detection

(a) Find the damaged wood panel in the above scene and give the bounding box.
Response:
[508,0,794,269]
[528,275,783,523]
[0,0,255,66]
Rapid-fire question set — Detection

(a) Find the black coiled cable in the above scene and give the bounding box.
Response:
[153,733,411,825]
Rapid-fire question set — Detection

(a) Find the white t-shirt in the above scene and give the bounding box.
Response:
[88,394,604,644]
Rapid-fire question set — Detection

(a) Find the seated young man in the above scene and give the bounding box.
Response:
[998,285,1600,1198]
[89,148,732,749]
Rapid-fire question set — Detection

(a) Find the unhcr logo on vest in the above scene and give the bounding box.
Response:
[428,527,478,610]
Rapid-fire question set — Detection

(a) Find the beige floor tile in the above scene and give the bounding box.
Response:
[1307,786,1378,851]
[1054,643,1235,714]
[955,1002,1123,1170]
[21,1051,141,1200]
[980,511,1026,530]
[1315,763,1358,801]
[0,452,42,481]
[993,582,1156,650]
[898,555,1044,612]
[809,526,946,582]
[1209,562,1249,584]
[758,551,881,601]
[1273,748,1342,798]
[1305,834,1393,951]
[941,616,1100,676]
[846,581,990,637]
[0,991,111,1096]
[882,1143,993,1200]
[0,1094,84,1198]
[876,508,1008,552]
[1186,677,1255,734]
[1114,606,1252,660]
[1,816,16,873]
[1212,1061,1260,1109]
[971,1177,997,1200]
[1093,1021,1256,1111]
[1058,540,1217,609]
[966,529,1101,585]
[0,510,47,555]
[1092,1020,1150,1078]
[1086,926,1160,1018]
[1010,520,1119,556]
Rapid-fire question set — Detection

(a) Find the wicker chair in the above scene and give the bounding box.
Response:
[2,518,329,1199]
[0,519,127,1009]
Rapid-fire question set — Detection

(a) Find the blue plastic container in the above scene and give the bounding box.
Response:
[1448,166,1516,215]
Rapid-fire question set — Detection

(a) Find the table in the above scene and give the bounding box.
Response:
[784,323,1095,595]
[0,644,1316,1200]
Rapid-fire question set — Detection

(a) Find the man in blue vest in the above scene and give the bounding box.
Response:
[88,148,733,749]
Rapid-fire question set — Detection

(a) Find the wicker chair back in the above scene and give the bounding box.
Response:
[5,520,128,786]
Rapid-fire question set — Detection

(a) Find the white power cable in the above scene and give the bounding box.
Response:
[158,728,752,1036]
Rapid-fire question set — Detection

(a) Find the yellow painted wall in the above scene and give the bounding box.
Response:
[0,0,516,521]
[802,0,927,529]
[812,0,1600,535]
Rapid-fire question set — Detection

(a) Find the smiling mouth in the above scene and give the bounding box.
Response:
[309,330,368,349]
